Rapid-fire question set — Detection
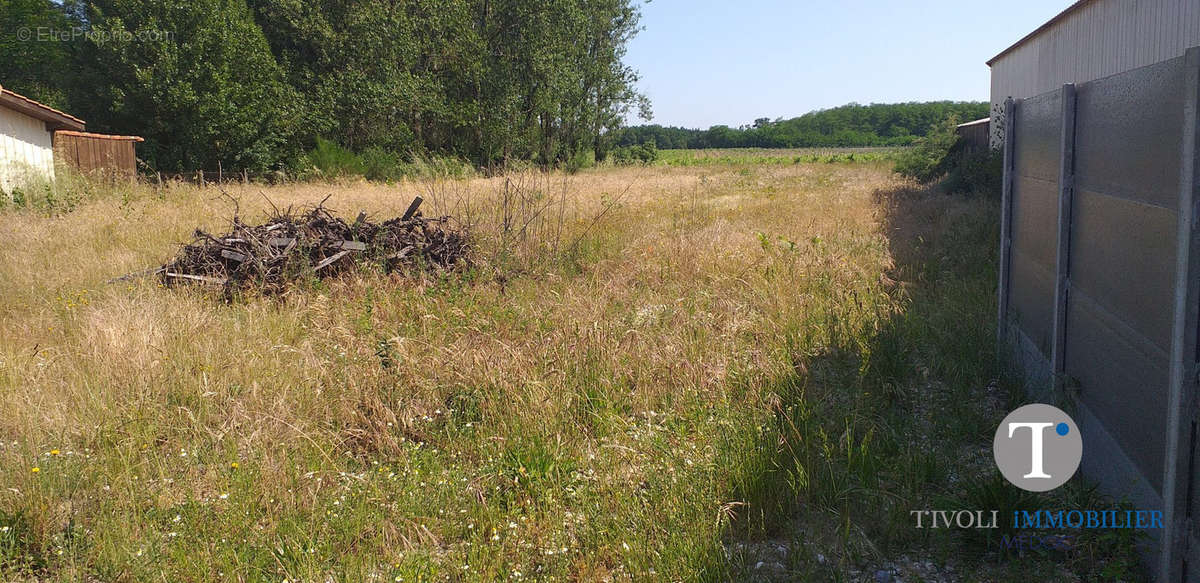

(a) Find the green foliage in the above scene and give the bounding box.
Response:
[564,148,596,174]
[616,102,989,150]
[893,116,962,183]
[358,148,406,182]
[0,0,78,108]
[69,0,301,172]
[0,509,49,574]
[892,115,1004,196]
[609,140,657,166]
[1,0,649,173]
[298,138,475,182]
[653,147,899,167]
[943,147,1004,196]
[246,0,649,168]
[302,138,365,179]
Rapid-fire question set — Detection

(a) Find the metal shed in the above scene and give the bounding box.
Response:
[954,118,990,153]
[989,0,1200,146]
[990,2,1200,580]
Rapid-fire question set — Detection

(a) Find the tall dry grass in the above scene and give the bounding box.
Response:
[0,160,1142,581]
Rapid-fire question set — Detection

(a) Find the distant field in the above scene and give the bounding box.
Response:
[656,147,905,166]
[0,160,1143,581]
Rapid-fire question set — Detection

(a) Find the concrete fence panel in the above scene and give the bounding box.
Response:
[1001,46,1200,581]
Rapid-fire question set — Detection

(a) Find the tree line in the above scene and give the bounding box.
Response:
[1,0,649,173]
[615,102,989,149]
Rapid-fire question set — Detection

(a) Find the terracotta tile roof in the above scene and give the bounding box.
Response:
[0,83,86,131]
[54,130,144,142]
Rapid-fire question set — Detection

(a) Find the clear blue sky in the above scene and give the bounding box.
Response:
[623,0,1069,128]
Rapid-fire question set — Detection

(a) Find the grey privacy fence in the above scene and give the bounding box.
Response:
[998,46,1200,581]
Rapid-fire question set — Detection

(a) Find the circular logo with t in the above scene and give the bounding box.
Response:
[993,403,1082,492]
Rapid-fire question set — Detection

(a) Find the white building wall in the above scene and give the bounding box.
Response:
[0,106,56,193]
[990,0,1200,143]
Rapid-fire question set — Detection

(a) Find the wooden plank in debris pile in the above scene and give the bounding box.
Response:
[165,272,228,285]
[107,266,165,284]
[220,249,247,262]
[387,245,415,260]
[268,237,296,247]
[402,196,423,220]
[354,211,367,225]
[332,240,368,251]
[314,250,352,271]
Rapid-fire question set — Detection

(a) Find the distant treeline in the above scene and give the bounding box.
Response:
[1,0,647,173]
[615,102,989,149]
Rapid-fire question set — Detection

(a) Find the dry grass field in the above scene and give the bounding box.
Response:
[0,157,1144,581]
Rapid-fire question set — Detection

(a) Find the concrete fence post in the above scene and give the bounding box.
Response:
[1051,84,1077,392]
[997,97,1016,353]
[1161,45,1200,583]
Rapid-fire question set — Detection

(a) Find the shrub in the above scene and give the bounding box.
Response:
[893,116,960,183]
[409,154,475,180]
[943,147,1003,197]
[633,141,658,164]
[298,140,476,182]
[565,149,595,174]
[359,147,405,182]
[610,140,658,166]
[894,116,1003,196]
[609,146,633,165]
[303,137,365,179]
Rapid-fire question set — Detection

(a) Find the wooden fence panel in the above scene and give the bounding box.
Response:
[52,130,142,178]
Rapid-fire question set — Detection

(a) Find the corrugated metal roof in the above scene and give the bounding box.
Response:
[987,0,1096,66]
[0,83,86,131]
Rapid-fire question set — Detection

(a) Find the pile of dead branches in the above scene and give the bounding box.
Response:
[147,196,468,294]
